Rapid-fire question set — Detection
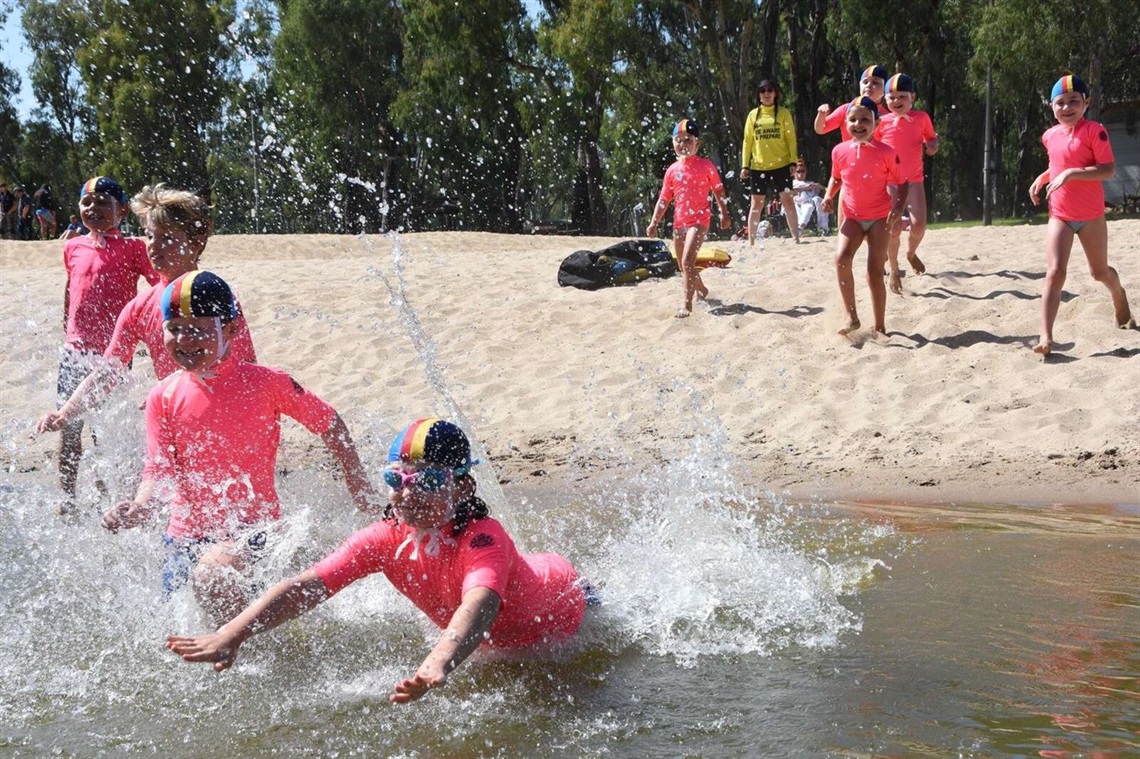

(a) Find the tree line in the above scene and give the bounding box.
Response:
[1,0,1136,236]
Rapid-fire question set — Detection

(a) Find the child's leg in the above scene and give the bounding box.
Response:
[886,185,904,294]
[905,185,928,274]
[866,220,891,335]
[779,191,800,242]
[1076,216,1133,328]
[748,194,766,245]
[1037,218,1075,354]
[194,541,256,624]
[835,219,866,334]
[58,421,83,502]
[677,226,709,316]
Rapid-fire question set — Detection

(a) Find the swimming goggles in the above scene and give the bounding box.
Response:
[384,462,477,492]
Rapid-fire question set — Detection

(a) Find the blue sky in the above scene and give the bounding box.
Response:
[2,2,35,119]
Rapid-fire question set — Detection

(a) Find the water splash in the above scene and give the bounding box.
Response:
[359,231,508,511]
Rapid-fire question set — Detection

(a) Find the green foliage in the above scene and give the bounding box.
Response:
[6,0,1139,231]
[77,0,236,192]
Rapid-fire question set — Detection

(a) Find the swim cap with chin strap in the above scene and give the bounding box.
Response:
[1051,75,1088,101]
[885,73,915,94]
[160,271,238,372]
[861,65,888,82]
[388,418,474,474]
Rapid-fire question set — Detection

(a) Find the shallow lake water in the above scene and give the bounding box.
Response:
[1,450,1136,758]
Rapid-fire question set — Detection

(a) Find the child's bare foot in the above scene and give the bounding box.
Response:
[873,326,888,338]
[907,253,926,275]
[696,286,709,301]
[838,319,860,336]
[888,273,902,294]
[1033,341,1052,356]
[1115,301,1134,329]
[675,308,691,319]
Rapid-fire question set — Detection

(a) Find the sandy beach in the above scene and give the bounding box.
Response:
[2,222,1138,506]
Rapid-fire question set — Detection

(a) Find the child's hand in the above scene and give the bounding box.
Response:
[740,168,750,180]
[886,207,903,230]
[817,103,831,115]
[719,211,731,230]
[102,500,151,532]
[34,410,68,434]
[646,222,657,238]
[925,136,939,156]
[821,197,834,214]
[1045,169,1072,197]
[390,664,448,704]
[166,632,242,672]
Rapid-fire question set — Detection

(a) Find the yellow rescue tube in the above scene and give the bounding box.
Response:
[671,245,732,269]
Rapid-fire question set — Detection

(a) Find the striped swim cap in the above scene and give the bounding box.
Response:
[850,96,882,119]
[673,118,700,138]
[388,418,473,472]
[885,74,915,94]
[79,176,127,204]
[1050,75,1088,101]
[861,65,888,81]
[160,271,238,322]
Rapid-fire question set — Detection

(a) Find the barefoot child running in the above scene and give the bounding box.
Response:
[53,177,159,511]
[101,271,376,622]
[647,118,731,318]
[880,74,938,294]
[36,185,256,435]
[821,97,907,336]
[1029,75,1133,356]
[168,418,591,705]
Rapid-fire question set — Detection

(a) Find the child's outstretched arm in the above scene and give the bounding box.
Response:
[390,586,502,704]
[320,413,382,514]
[102,478,160,532]
[167,570,330,672]
[36,361,128,433]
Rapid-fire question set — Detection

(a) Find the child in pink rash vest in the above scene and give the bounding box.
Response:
[166,418,595,706]
[101,270,377,623]
[647,118,731,318]
[879,73,939,294]
[1028,74,1133,357]
[53,176,159,510]
[822,97,907,338]
[36,184,256,439]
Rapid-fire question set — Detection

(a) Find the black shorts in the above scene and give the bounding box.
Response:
[746,165,794,197]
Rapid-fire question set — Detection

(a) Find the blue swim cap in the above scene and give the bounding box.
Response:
[1050,75,1088,101]
[161,271,238,323]
[673,118,700,138]
[861,65,889,81]
[849,96,881,119]
[885,74,915,94]
[388,418,473,473]
[79,176,128,205]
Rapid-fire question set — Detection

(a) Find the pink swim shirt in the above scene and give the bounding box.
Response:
[658,156,724,228]
[143,355,336,539]
[830,139,905,221]
[1042,118,1115,222]
[105,277,257,379]
[313,517,586,648]
[879,110,936,184]
[64,232,159,353]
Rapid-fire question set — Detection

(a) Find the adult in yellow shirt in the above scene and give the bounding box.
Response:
[741,79,801,244]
